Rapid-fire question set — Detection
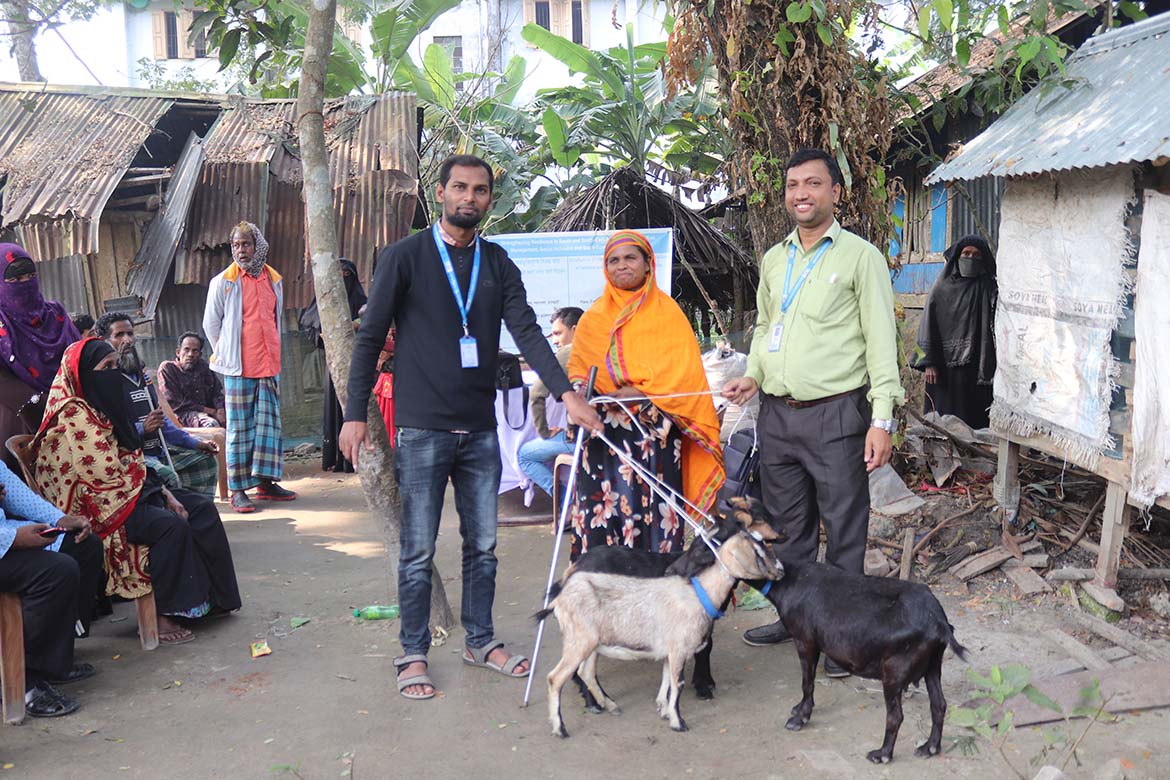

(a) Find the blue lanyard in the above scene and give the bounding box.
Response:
[432,223,480,335]
[781,238,832,314]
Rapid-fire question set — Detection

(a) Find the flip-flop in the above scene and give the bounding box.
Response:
[158,627,196,645]
[393,654,435,701]
[463,640,530,678]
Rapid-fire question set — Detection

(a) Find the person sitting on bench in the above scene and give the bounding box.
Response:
[0,461,101,717]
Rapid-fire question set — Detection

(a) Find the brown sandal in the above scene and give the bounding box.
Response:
[158,626,195,645]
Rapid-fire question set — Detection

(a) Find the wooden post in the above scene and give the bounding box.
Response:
[1095,481,1131,590]
[994,438,1020,519]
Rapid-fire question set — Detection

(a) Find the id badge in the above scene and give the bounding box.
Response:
[769,323,784,352]
[459,336,479,368]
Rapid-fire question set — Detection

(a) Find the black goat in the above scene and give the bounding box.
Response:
[560,499,776,707]
[734,495,967,763]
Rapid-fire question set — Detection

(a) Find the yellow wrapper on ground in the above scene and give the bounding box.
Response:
[250,641,272,658]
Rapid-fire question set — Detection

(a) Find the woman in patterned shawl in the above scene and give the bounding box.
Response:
[566,230,724,559]
[33,339,241,645]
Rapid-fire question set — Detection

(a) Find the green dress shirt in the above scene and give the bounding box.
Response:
[745,221,905,420]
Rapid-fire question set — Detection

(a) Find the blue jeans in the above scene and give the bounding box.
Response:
[517,431,572,495]
[394,427,502,656]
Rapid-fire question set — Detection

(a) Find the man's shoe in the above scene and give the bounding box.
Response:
[255,482,297,501]
[230,491,257,513]
[49,662,97,685]
[26,683,80,718]
[823,657,850,678]
[743,620,793,647]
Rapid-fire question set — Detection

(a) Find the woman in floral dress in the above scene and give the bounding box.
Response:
[566,230,724,559]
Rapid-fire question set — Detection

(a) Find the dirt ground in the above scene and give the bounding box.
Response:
[3,463,1169,780]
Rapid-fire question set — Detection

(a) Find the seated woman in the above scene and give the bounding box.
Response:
[32,339,242,645]
[566,230,724,559]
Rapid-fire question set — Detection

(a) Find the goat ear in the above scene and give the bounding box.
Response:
[728,495,750,512]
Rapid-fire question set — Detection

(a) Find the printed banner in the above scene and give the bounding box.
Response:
[485,228,674,353]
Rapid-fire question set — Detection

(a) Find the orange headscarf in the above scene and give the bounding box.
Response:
[568,230,724,515]
[32,338,152,599]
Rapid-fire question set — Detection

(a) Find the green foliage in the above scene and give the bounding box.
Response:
[949,663,1113,776]
[135,57,220,93]
[524,24,728,181]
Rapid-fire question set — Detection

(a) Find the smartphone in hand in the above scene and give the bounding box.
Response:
[38,526,69,538]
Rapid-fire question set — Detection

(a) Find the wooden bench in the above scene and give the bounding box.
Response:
[5,435,159,652]
[0,592,25,724]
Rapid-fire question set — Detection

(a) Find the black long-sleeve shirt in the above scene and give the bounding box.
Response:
[345,229,572,432]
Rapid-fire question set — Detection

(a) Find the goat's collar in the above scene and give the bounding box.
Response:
[690,576,724,620]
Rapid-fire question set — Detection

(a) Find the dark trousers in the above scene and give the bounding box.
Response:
[758,390,871,574]
[124,489,242,615]
[0,536,103,688]
[58,533,104,636]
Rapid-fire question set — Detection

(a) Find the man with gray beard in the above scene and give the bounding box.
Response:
[94,313,220,497]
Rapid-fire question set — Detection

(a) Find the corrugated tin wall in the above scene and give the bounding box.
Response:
[35,255,92,316]
[949,175,1005,249]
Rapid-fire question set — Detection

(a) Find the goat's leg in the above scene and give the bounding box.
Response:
[572,665,604,714]
[914,650,947,758]
[578,652,621,715]
[656,661,672,719]
[785,644,820,731]
[547,645,592,738]
[692,630,715,700]
[666,652,688,732]
[867,678,906,764]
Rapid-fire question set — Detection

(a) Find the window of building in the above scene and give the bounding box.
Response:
[164,12,180,60]
[433,34,463,73]
[571,1,583,44]
[535,1,551,30]
[194,28,207,59]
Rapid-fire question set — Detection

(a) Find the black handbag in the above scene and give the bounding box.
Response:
[719,426,761,509]
[496,351,529,430]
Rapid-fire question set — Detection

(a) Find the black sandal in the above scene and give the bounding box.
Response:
[26,683,80,718]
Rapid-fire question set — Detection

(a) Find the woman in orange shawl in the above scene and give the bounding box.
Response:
[33,338,241,644]
[566,230,724,558]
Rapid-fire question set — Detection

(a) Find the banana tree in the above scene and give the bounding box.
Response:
[523,23,730,180]
[398,42,592,233]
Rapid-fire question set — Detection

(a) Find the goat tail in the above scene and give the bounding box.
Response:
[531,579,565,623]
[947,623,969,663]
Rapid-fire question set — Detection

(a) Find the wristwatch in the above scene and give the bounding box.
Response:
[871,418,897,434]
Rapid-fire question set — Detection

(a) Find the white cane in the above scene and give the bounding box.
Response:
[522,366,597,708]
[144,374,180,488]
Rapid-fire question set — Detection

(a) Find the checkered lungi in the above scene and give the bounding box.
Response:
[145,447,219,497]
[224,375,284,492]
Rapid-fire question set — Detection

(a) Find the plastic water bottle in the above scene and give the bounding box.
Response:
[353,605,399,620]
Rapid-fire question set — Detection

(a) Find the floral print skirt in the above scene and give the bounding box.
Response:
[569,402,684,561]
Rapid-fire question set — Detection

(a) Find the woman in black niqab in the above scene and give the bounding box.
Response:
[913,235,998,429]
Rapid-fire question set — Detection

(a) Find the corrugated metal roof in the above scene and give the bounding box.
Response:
[180,92,418,303]
[126,132,205,319]
[0,87,175,259]
[927,13,1170,184]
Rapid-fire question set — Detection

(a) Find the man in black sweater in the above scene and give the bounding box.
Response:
[341,155,602,700]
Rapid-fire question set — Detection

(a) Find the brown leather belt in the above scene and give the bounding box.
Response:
[777,388,860,410]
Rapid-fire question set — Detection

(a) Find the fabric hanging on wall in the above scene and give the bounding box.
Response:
[990,168,1135,466]
[1129,189,1170,508]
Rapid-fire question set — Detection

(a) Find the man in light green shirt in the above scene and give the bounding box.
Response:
[723,149,905,674]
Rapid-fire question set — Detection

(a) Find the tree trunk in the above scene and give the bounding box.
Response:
[295,0,454,630]
[2,0,44,81]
